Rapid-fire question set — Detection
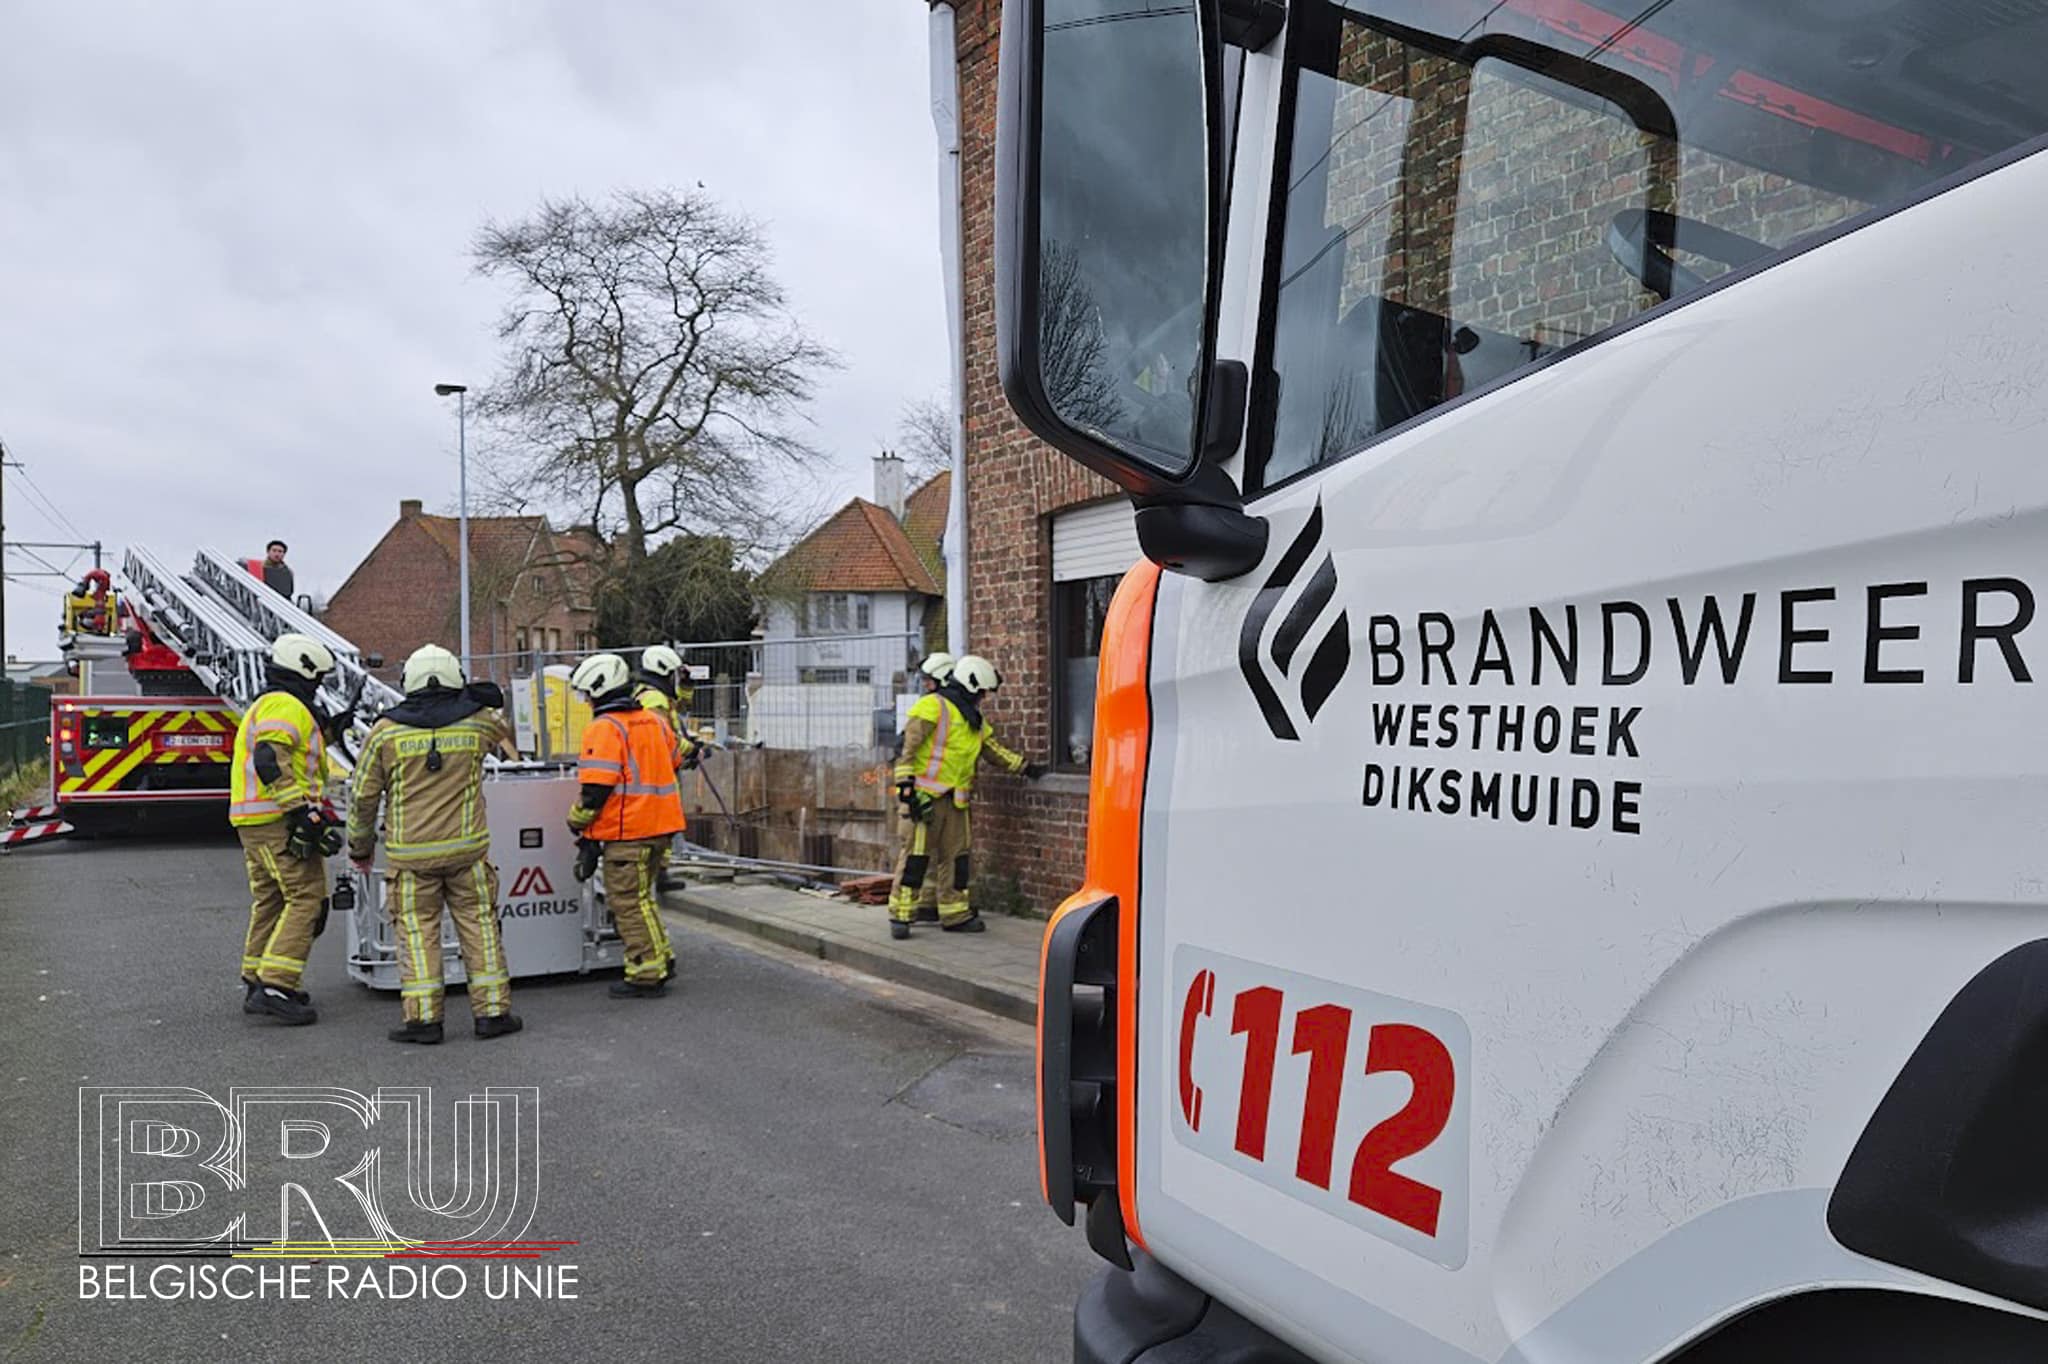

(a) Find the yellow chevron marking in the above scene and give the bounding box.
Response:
[80,712,169,789]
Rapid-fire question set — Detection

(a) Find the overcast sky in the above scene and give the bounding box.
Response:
[0,0,947,661]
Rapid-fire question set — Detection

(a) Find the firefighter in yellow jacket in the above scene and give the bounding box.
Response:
[634,644,702,771]
[230,633,343,1025]
[347,645,523,1045]
[897,652,956,924]
[889,654,1044,938]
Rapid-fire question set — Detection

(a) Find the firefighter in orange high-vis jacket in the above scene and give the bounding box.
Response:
[567,653,685,998]
[888,654,1044,939]
[230,633,344,1025]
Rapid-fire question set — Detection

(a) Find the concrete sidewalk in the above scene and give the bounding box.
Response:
[660,874,1042,1024]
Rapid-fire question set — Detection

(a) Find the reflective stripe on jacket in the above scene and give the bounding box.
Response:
[577,708,686,842]
[892,694,1024,802]
[230,691,326,827]
[347,711,510,870]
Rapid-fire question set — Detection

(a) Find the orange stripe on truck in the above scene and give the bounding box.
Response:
[1036,560,1160,1250]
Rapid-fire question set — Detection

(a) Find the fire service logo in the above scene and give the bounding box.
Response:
[1239,501,1352,741]
[78,1086,572,1267]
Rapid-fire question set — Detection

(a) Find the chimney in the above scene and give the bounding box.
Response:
[872,452,906,522]
[400,499,423,518]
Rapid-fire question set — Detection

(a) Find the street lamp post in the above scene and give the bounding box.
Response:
[434,383,471,677]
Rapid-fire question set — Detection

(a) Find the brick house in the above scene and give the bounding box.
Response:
[932,0,1147,912]
[322,499,599,689]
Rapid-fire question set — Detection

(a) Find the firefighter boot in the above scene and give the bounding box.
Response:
[252,984,317,1026]
[609,979,670,999]
[389,1020,444,1045]
[942,914,987,934]
[243,979,310,1014]
[475,1013,524,1039]
[890,920,911,940]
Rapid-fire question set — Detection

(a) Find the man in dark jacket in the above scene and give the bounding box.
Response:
[262,540,294,599]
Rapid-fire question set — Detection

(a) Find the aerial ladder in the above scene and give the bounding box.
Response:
[53,545,625,984]
[122,545,399,769]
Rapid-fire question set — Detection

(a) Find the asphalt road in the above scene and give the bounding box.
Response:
[0,833,1097,1362]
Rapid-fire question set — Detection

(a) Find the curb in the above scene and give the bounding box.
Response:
[660,888,1038,1026]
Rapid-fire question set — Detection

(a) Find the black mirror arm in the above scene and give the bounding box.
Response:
[1133,359,1268,582]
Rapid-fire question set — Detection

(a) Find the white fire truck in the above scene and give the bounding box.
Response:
[31,544,622,987]
[1003,1,2048,1361]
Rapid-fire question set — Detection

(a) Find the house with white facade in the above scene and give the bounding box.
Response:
[751,454,949,747]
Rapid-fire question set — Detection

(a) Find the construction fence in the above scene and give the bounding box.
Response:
[436,633,930,876]
[0,680,53,770]
[448,631,931,759]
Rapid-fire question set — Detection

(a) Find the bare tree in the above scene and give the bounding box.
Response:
[1039,240,1125,433]
[893,394,954,482]
[474,190,838,568]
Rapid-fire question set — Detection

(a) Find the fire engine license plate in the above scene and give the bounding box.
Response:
[1171,947,1471,1268]
[159,734,225,749]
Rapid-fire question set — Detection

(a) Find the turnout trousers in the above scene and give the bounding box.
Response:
[386,858,512,1023]
[602,836,675,984]
[889,798,972,927]
[238,820,327,990]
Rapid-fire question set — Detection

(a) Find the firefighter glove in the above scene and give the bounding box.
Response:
[574,838,601,883]
[284,808,342,861]
[895,777,917,809]
[1022,762,1048,780]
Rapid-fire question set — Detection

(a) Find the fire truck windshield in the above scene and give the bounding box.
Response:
[1252,0,2048,488]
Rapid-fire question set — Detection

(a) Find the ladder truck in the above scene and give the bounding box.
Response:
[30,544,624,987]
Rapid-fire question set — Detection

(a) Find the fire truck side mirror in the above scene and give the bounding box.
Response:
[996,0,1217,487]
[995,0,1267,582]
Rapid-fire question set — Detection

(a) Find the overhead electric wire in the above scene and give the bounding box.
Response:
[6,543,77,578]
[6,454,91,544]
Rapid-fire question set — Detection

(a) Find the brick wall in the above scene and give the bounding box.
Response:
[954,0,1107,912]
[323,502,595,690]
[323,516,458,679]
[1325,27,1865,350]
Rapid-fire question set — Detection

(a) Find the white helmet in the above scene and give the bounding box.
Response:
[401,644,464,695]
[570,652,632,700]
[919,651,955,683]
[270,633,336,682]
[641,644,684,680]
[952,654,1001,695]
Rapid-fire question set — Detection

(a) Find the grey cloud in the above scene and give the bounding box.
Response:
[0,0,944,656]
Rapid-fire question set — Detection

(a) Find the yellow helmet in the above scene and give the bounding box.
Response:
[269,633,336,682]
[952,655,1001,695]
[570,653,632,700]
[401,644,464,694]
[641,644,685,680]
